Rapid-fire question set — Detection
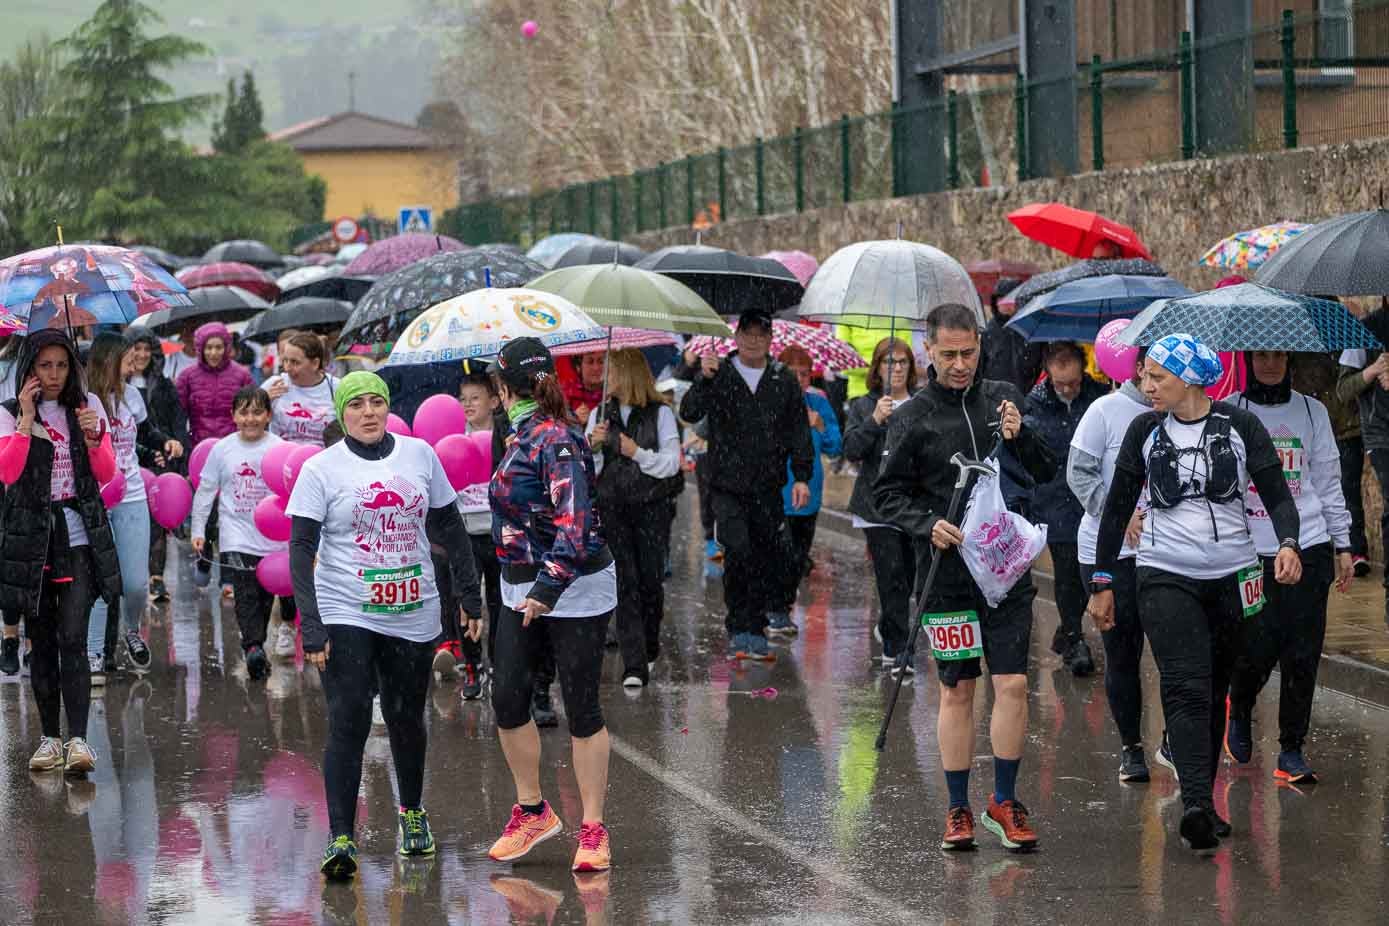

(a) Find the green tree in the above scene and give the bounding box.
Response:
[236,71,265,146]
[210,77,238,154]
[212,70,266,155]
[0,35,66,255]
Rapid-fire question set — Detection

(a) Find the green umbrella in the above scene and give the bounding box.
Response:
[527,264,728,336]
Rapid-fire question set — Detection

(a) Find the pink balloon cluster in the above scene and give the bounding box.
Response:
[411,394,492,488]
[251,441,323,595]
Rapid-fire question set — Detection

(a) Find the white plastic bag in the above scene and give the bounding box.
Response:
[958,470,1048,607]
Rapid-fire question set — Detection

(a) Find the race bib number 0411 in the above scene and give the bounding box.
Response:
[923,610,984,661]
[1237,563,1265,619]
[363,564,424,614]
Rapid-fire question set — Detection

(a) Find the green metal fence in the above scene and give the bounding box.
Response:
[441,3,1389,246]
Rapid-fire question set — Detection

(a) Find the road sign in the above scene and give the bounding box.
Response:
[332,216,360,244]
[398,206,433,234]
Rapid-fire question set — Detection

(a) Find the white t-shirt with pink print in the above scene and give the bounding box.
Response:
[109,384,149,505]
[266,374,338,446]
[191,431,287,557]
[0,391,109,545]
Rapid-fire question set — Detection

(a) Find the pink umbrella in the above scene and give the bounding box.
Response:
[760,250,819,287]
[551,326,678,356]
[343,233,467,276]
[686,319,867,370]
[175,262,279,301]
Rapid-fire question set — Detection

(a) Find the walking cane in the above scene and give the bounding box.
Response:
[875,439,1002,751]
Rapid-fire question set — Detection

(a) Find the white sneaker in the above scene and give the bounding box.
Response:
[64,737,97,774]
[372,694,386,728]
[272,622,297,659]
[622,674,644,688]
[29,736,64,772]
[88,653,106,687]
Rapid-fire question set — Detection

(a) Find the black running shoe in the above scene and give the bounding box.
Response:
[1119,745,1150,783]
[1207,809,1232,838]
[0,637,18,676]
[246,644,270,680]
[1179,806,1219,853]
[124,631,152,670]
[460,663,483,701]
[532,686,559,728]
[149,576,170,603]
[321,835,358,880]
[398,808,436,856]
[1224,699,1253,764]
[1063,639,1095,677]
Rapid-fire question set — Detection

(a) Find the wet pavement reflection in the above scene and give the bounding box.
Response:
[4,495,1389,924]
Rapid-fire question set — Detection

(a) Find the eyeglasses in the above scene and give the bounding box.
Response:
[880,357,909,367]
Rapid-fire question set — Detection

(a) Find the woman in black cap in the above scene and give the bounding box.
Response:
[486,337,616,873]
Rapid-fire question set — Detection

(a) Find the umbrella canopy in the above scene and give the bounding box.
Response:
[343,233,467,276]
[759,250,820,287]
[965,258,1042,301]
[203,239,282,269]
[1254,210,1389,295]
[527,233,602,268]
[799,239,983,330]
[685,319,868,370]
[384,288,606,366]
[1119,283,1381,352]
[552,239,647,268]
[176,262,280,301]
[132,244,190,272]
[527,264,727,336]
[334,242,368,265]
[343,250,547,347]
[242,297,353,344]
[1005,274,1192,342]
[278,274,375,306]
[478,243,524,255]
[550,327,678,357]
[1200,221,1309,271]
[1006,258,1168,311]
[130,285,272,336]
[636,245,804,315]
[275,264,336,290]
[0,244,193,334]
[1008,203,1152,260]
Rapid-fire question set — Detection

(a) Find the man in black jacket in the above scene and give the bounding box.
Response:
[876,302,1056,854]
[680,310,813,660]
[980,278,1043,395]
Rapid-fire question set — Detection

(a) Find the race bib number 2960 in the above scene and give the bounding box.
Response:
[362,564,424,614]
[922,610,984,661]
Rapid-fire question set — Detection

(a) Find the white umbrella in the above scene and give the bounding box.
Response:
[798,239,984,332]
[383,287,607,366]
[275,264,337,290]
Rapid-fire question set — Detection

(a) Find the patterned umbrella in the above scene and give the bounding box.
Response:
[1005,274,1191,342]
[176,262,280,301]
[551,327,677,357]
[0,244,192,334]
[1119,283,1381,351]
[343,233,467,276]
[384,288,606,366]
[1200,221,1309,271]
[685,320,868,370]
[760,250,820,287]
[1006,258,1168,311]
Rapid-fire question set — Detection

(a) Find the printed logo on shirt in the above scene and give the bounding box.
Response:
[350,476,426,565]
[555,445,573,460]
[231,460,268,514]
[1246,424,1304,520]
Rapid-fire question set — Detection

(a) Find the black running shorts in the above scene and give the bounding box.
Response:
[922,575,1036,686]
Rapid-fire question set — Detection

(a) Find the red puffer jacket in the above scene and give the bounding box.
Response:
[175,322,252,446]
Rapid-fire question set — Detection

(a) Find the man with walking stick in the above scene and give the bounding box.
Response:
[875,303,1056,853]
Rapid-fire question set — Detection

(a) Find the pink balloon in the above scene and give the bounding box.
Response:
[434,433,487,490]
[466,430,495,483]
[256,551,294,597]
[261,442,296,497]
[150,472,193,529]
[253,494,292,542]
[188,438,218,490]
[100,475,125,509]
[521,19,538,38]
[282,444,321,498]
[1094,319,1139,383]
[386,413,413,437]
[412,394,468,447]
[140,467,157,498]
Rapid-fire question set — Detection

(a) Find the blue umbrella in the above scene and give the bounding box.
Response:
[1005,274,1191,342]
[1119,282,1382,351]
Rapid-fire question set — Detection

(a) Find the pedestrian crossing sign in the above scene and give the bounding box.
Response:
[398,206,433,234]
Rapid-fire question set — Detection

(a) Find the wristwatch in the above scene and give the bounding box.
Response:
[1278,538,1301,554]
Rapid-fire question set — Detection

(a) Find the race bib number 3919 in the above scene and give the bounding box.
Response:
[923,610,984,661]
[363,564,424,614]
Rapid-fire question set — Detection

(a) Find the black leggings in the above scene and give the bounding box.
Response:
[1049,542,1086,641]
[29,551,96,739]
[320,624,434,838]
[1230,544,1333,752]
[493,605,609,738]
[1083,560,1146,746]
[149,511,167,579]
[865,527,916,657]
[1137,566,1244,811]
[780,512,818,610]
[605,501,671,681]
[226,552,294,650]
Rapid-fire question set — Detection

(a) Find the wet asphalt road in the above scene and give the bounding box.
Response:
[3,494,1389,925]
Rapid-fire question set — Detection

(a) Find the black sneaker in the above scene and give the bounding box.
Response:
[1063,639,1095,677]
[0,637,18,676]
[1207,809,1232,838]
[149,576,170,603]
[1154,732,1177,775]
[1224,700,1253,764]
[321,835,359,880]
[124,631,152,670]
[532,685,559,728]
[1119,745,1150,783]
[246,644,271,680]
[397,808,436,856]
[460,663,483,701]
[1049,626,1068,655]
[1179,805,1219,853]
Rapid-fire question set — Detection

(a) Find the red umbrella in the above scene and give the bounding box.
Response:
[1008,203,1152,261]
[176,262,280,301]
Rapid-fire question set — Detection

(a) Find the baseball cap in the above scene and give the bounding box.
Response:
[736,309,774,332]
[488,336,556,388]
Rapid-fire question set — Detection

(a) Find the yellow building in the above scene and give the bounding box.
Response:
[270,111,459,223]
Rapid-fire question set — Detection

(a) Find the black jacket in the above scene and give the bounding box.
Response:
[128,330,188,474]
[595,399,683,508]
[1022,375,1109,539]
[679,352,813,496]
[874,372,1057,601]
[843,390,899,523]
[980,314,1044,395]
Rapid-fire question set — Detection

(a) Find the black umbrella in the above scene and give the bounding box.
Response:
[552,239,647,268]
[243,297,353,344]
[277,274,377,305]
[203,239,282,269]
[132,244,190,271]
[131,285,272,335]
[634,245,803,314]
[341,249,546,346]
[1008,258,1168,310]
[1255,209,1389,296]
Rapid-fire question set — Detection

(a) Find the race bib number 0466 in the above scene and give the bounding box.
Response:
[363,564,424,614]
[1237,563,1265,619]
[923,610,984,661]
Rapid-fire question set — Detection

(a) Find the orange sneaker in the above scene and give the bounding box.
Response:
[571,821,611,872]
[488,875,564,919]
[941,805,976,851]
[487,801,563,862]
[983,798,1038,851]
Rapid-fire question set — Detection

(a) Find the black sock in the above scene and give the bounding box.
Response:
[520,801,545,816]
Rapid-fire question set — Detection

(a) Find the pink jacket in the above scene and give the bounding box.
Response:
[175,322,251,446]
